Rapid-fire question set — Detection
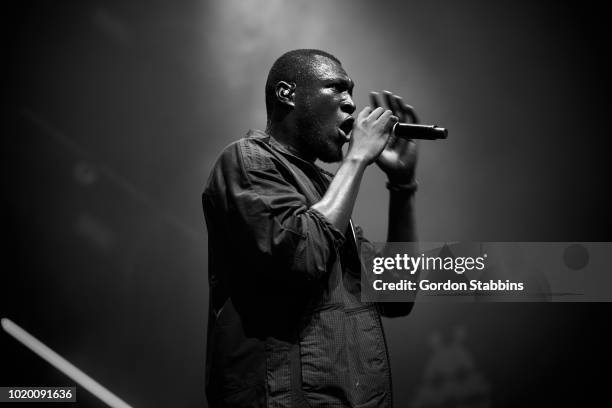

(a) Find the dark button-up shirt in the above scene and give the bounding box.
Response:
[202,130,403,408]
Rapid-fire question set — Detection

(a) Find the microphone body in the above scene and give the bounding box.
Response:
[392,123,448,140]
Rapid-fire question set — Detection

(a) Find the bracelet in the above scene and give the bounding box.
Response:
[386,179,418,194]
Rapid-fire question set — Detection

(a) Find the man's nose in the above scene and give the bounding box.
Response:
[341,95,356,114]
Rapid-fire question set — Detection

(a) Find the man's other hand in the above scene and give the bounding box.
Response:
[370,90,419,183]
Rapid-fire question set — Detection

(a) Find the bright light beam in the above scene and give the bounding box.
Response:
[1,318,133,408]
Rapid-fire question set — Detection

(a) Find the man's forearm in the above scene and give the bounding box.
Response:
[380,189,418,317]
[387,191,416,242]
[311,157,367,231]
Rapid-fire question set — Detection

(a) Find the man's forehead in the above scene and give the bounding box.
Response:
[310,55,352,83]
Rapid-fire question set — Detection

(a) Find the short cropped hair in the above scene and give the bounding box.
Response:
[265,49,341,120]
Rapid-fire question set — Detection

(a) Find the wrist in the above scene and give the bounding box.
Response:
[386,170,416,185]
[343,154,370,168]
[386,179,418,195]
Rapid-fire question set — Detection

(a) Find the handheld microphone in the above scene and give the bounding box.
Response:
[392,123,448,140]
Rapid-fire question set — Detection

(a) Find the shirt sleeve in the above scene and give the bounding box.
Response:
[220,141,346,284]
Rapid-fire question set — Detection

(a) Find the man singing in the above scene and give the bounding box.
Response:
[202,49,419,408]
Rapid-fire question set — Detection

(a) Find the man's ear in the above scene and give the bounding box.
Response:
[275,81,296,107]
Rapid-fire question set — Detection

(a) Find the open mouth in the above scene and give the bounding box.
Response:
[339,116,355,137]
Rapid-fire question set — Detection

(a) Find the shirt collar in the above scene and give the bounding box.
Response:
[246,129,336,179]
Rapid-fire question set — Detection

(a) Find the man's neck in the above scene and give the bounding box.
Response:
[266,121,316,163]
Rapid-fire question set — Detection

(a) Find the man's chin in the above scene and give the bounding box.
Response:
[318,146,344,163]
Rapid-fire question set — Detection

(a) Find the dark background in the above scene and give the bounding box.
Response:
[2,0,610,406]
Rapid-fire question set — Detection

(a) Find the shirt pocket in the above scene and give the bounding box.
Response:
[345,306,391,407]
[299,309,352,407]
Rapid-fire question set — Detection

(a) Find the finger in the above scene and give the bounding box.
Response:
[357,106,373,119]
[388,127,407,150]
[367,106,386,121]
[396,96,420,124]
[370,92,381,109]
[383,114,399,133]
[374,110,394,130]
[383,90,400,116]
[392,95,405,117]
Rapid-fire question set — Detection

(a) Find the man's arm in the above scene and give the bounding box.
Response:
[371,90,419,243]
[387,189,417,242]
[311,106,397,231]
[373,91,420,317]
[311,157,366,230]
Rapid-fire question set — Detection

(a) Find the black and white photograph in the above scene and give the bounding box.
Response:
[2,1,611,407]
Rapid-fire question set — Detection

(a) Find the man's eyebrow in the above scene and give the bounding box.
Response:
[326,77,354,90]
